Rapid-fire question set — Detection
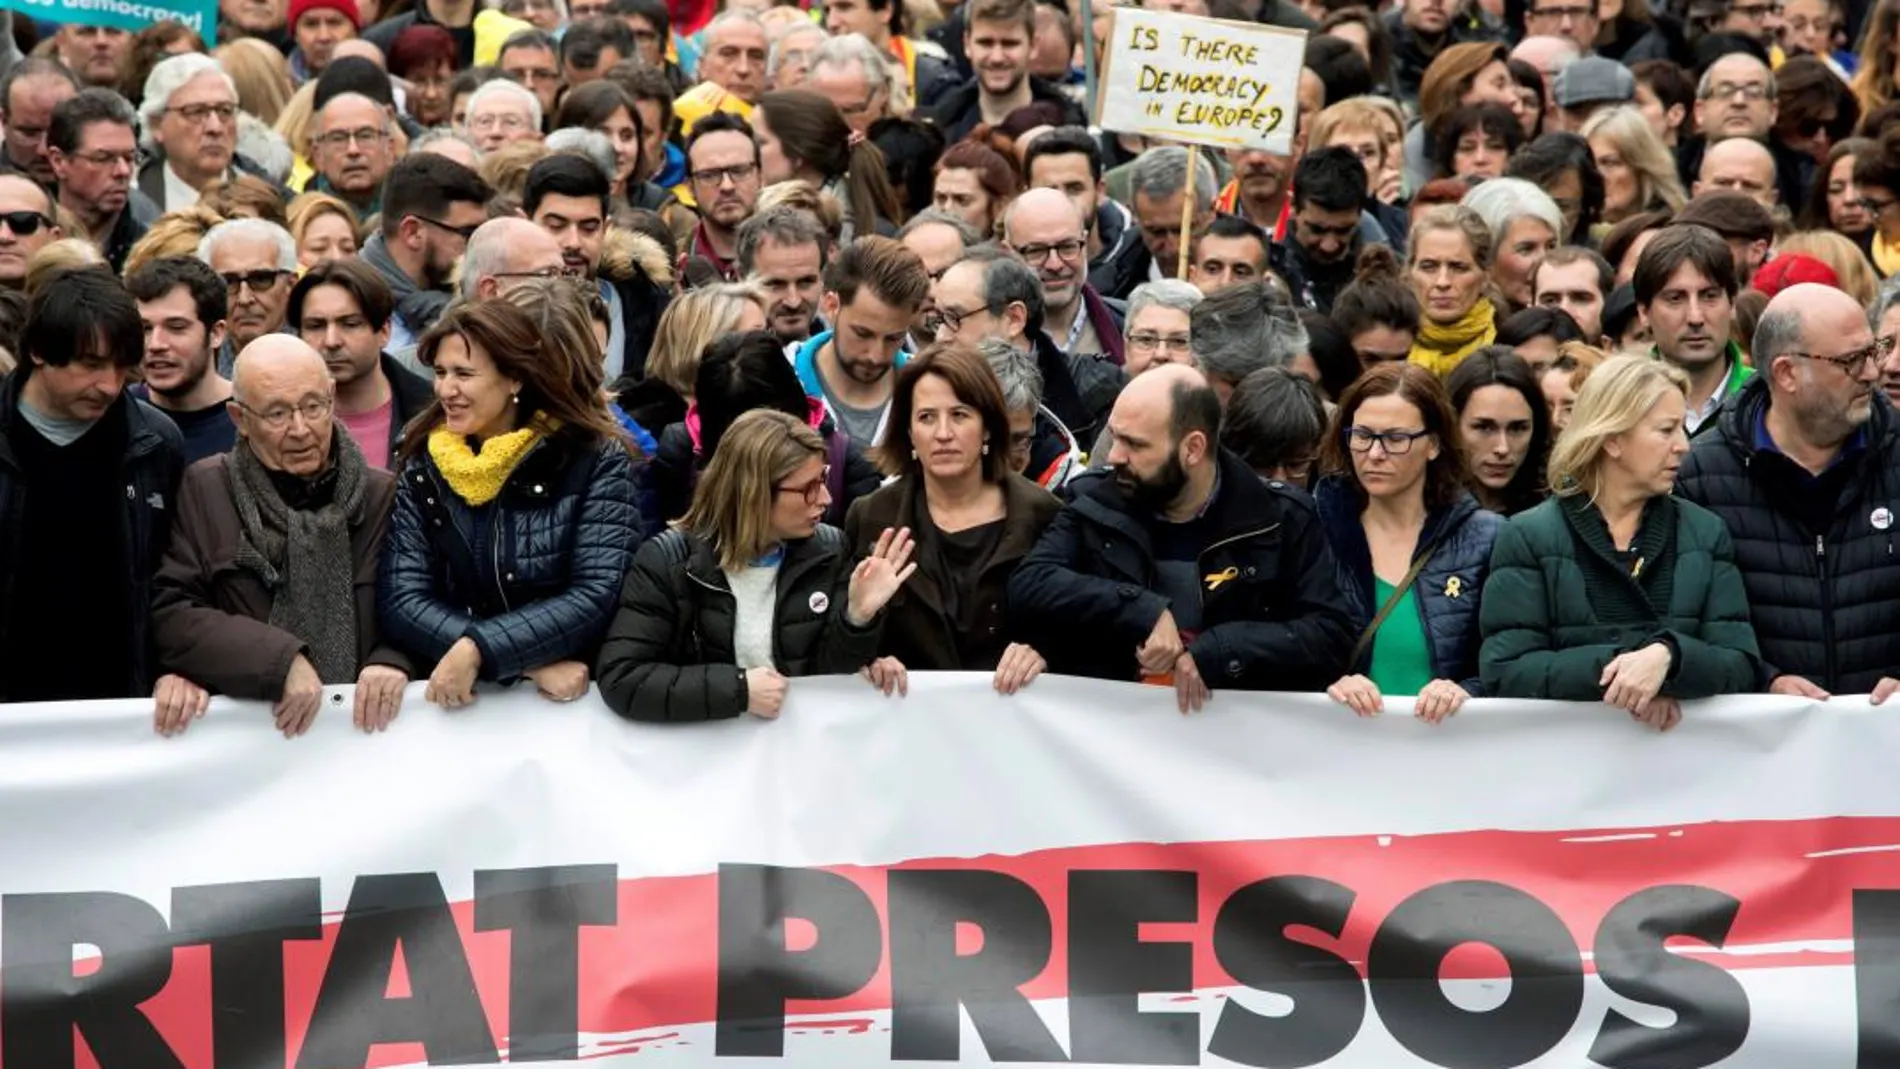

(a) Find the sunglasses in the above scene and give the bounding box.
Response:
[221,269,289,294]
[0,211,52,237]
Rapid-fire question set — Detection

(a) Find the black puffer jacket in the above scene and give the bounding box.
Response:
[1675,377,1900,693]
[1009,449,1354,689]
[595,525,884,721]
[378,434,640,681]
[1315,479,1502,693]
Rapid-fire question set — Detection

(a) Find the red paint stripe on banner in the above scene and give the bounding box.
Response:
[54,815,1900,1068]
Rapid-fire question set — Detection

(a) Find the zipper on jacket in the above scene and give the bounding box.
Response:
[1816,533,1837,685]
[490,509,511,613]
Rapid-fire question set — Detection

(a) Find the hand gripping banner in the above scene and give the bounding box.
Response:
[1,676,1898,1068]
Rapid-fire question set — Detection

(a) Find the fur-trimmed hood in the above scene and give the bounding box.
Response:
[601,227,673,289]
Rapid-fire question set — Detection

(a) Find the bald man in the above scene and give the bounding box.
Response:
[1695,137,1778,209]
[1695,53,1776,143]
[1677,283,1900,704]
[1511,35,1581,131]
[1009,363,1352,709]
[151,332,413,740]
[1003,187,1125,362]
[460,217,568,301]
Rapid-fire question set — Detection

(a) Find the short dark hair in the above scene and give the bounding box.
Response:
[1195,213,1267,261]
[288,258,395,332]
[695,329,811,460]
[524,152,611,218]
[1504,132,1604,243]
[1292,146,1367,213]
[1673,191,1774,242]
[1496,305,1584,348]
[1022,125,1104,184]
[1599,209,1673,275]
[0,58,76,122]
[47,88,136,156]
[22,268,143,371]
[380,153,493,238]
[620,0,671,40]
[312,56,396,112]
[1298,309,1361,401]
[1167,374,1223,452]
[823,235,929,312]
[1632,223,1737,306]
[1304,34,1372,106]
[1432,103,1525,179]
[611,61,675,139]
[561,18,636,69]
[125,256,228,331]
[960,245,1044,336]
[1223,366,1326,483]
[1631,60,1694,123]
[684,109,758,164]
[499,28,558,59]
[1537,246,1614,300]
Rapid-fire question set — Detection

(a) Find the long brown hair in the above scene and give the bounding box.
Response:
[1321,362,1468,511]
[758,89,907,232]
[398,300,627,460]
[873,342,1013,483]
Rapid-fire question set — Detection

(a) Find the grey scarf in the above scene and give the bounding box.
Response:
[228,430,368,683]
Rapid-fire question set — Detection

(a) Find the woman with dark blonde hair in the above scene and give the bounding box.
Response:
[844,342,1062,696]
[1318,362,1501,724]
[1405,205,1498,375]
[378,301,641,710]
[1480,355,1762,728]
[755,89,908,242]
[286,192,359,269]
[596,408,916,722]
[1854,0,1900,119]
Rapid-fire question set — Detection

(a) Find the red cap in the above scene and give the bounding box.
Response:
[289,0,361,32]
[1751,254,1840,299]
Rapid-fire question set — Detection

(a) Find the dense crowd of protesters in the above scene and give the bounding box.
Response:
[1,0,1898,737]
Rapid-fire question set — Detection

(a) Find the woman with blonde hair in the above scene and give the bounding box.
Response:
[1777,230,1882,306]
[1406,205,1498,374]
[1480,355,1762,727]
[1582,105,1687,223]
[286,192,360,269]
[123,206,225,278]
[595,407,915,722]
[198,174,288,225]
[24,241,106,298]
[1854,0,1900,118]
[1308,97,1405,206]
[617,282,768,437]
[217,38,294,126]
[273,82,318,190]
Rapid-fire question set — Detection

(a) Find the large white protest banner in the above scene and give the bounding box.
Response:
[1094,7,1307,155]
[0,676,1897,1067]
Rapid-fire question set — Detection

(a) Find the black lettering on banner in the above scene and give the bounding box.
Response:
[1208,876,1365,1068]
[1068,870,1198,1065]
[1854,889,1900,1067]
[171,879,323,1069]
[888,869,1068,1062]
[714,864,883,1057]
[295,873,499,1068]
[1366,880,1584,1069]
[472,866,618,1062]
[0,891,183,1069]
[1588,885,1748,1068]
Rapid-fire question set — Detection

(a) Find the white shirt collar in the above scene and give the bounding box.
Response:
[163,161,203,210]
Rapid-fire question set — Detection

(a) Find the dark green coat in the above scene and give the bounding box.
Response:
[1479,494,1763,701]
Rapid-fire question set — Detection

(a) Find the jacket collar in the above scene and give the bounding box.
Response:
[1068,448,1282,550]
[680,526,838,595]
[0,369,163,469]
[1714,371,1898,462]
[1080,286,1126,366]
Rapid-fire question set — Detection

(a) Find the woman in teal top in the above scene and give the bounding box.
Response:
[1315,363,1504,723]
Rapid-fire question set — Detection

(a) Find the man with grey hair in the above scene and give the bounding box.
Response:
[978,336,1082,488]
[1190,278,1308,407]
[934,245,1124,449]
[459,217,568,302]
[1126,146,1217,296]
[1123,279,1201,376]
[1002,187,1126,364]
[48,88,151,274]
[138,54,275,212]
[463,79,543,155]
[739,206,829,346]
[545,128,618,184]
[698,10,770,104]
[899,208,981,347]
[413,127,481,170]
[0,58,77,186]
[1677,282,1900,704]
[806,34,897,135]
[200,218,299,376]
[1872,280,1900,409]
[770,23,831,92]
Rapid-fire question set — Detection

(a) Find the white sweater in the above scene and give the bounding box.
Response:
[725,562,781,670]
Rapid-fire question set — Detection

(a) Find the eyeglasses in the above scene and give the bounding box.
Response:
[1263,456,1316,483]
[1007,428,1035,455]
[69,148,145,168]
[1729,1,1779,17]
[235,395,334,430]
[166,102,238,125]
[1127,331,1191,352]
[689,162,759,187]
[1345,427,1431,454]
[1527,3,1594,19]
[0,211,53,237]
[504,67,561,85]
[1013,238,1085,263]
[1859,195,1899,215]
[926,304,980,335]
[314,126,388,149]
[775,465,831,505]
[415,215,480,240]
[1783,336,1898,376]
[470,111,531,132]
[1703,81,1769,102]
[221,269,290,294]
[491,266,582,281]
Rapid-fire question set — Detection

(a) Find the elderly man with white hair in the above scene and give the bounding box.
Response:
[698,10,771,105]
[768,22,830,90]
[199,218,300,377]
[461,79,543,155]
[138,54,283,211]
[806,33,899,134]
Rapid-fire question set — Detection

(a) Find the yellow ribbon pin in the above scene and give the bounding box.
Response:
[1205,566,1240,592]
[1444,576,1463,599]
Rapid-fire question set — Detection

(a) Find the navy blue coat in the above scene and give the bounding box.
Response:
[378,434,641,681]
[1315,478,1502,694]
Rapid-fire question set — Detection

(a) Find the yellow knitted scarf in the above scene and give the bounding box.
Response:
[428,421,545,506]
[1408,298,1498,378]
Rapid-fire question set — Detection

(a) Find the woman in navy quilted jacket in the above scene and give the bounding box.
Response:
[378,301,642,709]
[1315,362,1503,724]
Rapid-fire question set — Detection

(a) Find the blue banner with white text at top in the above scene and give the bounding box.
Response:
[0,0,218,40]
